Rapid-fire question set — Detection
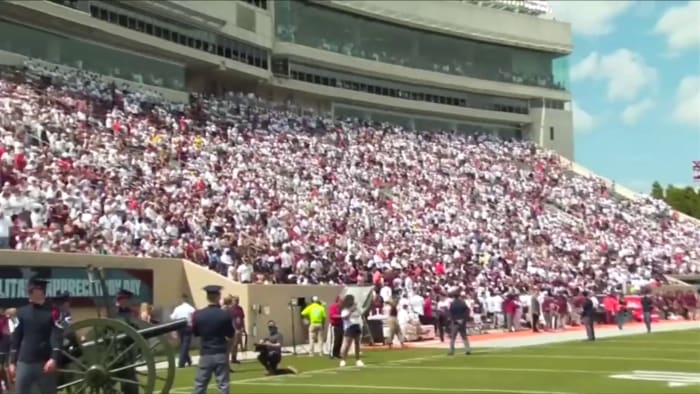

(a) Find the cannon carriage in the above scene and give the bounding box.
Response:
[52,266,185,394]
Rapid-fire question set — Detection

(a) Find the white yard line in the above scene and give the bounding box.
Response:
[170,353,453,392]
[372,365,614,374]
[233,353,448,384]
[538,345,700,353]
[483,354,699,364]
[236,382,575,394]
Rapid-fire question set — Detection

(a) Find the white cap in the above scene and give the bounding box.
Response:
[312,296,319,302]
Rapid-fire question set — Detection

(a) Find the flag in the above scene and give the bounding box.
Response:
[693,161,700,182]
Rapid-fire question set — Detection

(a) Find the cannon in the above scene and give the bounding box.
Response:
[54,266,186,394]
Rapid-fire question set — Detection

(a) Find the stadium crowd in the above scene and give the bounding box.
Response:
[0,60,698,312]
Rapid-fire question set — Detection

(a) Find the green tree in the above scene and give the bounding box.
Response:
[651,181,664,200]
[657,183,700,220]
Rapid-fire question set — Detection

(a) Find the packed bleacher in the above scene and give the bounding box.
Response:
[0,60,699,310]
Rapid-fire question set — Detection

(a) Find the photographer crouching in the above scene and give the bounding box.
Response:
[256,321,298,376]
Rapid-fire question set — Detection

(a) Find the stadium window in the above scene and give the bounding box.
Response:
[194,39,201,49]
[90,5,98,17]
[216,45,223,56]
[187,37,194,47]
[291,70,298,80]
[321,77,329,85]
[224,47,231,58]
[154,26,162,37]
[162,29,170,40]
[127,17,136,29]
[136,20,145,32]
[179,34,187,46]
[99,8,108,21]
[549,127,554,140]
[118,14,127,27]
[109,12,118,23]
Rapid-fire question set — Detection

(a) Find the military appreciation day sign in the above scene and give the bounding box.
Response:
[0,266,154,308]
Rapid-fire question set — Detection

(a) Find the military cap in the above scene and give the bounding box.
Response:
[203,285,223,295]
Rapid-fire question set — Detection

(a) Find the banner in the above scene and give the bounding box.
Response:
[0,266,153,308]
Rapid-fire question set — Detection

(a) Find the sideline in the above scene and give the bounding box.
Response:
[234,382,575,394]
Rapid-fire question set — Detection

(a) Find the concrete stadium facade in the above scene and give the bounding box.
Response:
[0,0,574,158]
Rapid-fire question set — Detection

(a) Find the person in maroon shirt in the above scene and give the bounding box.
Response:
[229,296,246,364]
[542,292,553,331]
[0,308,9,393]
[421,294,433,326]
[328,297,343,359]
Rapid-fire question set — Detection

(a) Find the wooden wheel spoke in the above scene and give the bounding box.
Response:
[136,370,167,381]
[58,368,86,375]
[110,376,145,387]
[58,377,86,390]
[109,361,147,375]
[61,349,88,370]
[106,342,136,369]
[100,329,119,365]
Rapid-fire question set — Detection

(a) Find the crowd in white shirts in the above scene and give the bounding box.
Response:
[0,61,698,306]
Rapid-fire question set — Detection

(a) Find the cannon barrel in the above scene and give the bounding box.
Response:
[78,318,188,348]
[137,318,188,339]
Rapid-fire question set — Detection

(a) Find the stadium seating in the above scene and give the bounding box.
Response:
[0,59,698,304]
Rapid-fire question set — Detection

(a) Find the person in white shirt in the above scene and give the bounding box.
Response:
[237,262,253,284]
[379,285,393,304]
[170,295,196,368]
[397,304,421,342]
[339,295,364,368]
[0,210,11,249]
[409,293,425,318]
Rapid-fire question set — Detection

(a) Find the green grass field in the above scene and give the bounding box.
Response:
[169,329,700,394]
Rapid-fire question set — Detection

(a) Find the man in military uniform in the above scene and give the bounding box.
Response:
[8,277,63,394]
[192,285,234,394]
[116,289,136,318]
[256,321,297,375]
[53,291,72,329]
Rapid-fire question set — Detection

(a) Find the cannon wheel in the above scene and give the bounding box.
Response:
[130,319,178,394]
[57,318,157,394]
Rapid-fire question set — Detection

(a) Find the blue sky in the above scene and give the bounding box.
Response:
[547,1,700,193]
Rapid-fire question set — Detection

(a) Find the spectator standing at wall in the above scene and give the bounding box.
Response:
[447,291,471,356]
[530,289,541,333]
[0,210,10,249]
[229,296,246,364]
[339,295,364,368]
[327,297,343,359]
[300,296,326,356]
[170,294,195,368]
[581,291,595,341]
[616,294,628,330]
[641,292,654,334]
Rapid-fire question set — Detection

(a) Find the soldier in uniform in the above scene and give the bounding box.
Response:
[53,291,72,329]
[116,289,137,318]
[192,285,234,394]
[8,277,63,394]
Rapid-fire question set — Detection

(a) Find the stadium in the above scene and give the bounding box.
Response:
[0,1,698,393]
